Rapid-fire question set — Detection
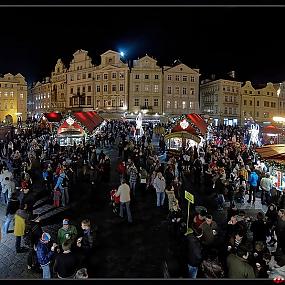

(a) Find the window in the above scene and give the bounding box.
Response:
[257,91,260,95]
[20,93,24,99]
[135,74,140,79]
[249,100,253,106]
[223,87,226,91]
[229,107,232,115]
[10,92,13,97]
[104,74,108,80]
[145,85,149,92]
[87,96,91,105]
[182,87,187,95]
[230,96,233,102]
[88,73,92,78]
[134,99,139,106]
[190,88,195,95]
[112,85,116,92]
[112,100,115,107]
[190,76,195,82]
[244,90,247,94]
[103,85,108,92]
[82,86,86,93]
[96,85,100,92]
[264,101,270,107]
[154,99,159,107]
[249,91,252,94]
[232,88,235,92]
[174,101,177,109]
[154,85,159,93]
[145,74,149,80]
[244,100,247,106]
[267,92,270,95]
[175,86,179,94]
[70,75,74,81]
[182,75,187,81]
[167,86,172,94]
[182,101,186,109]
[175,75,180,81]
[189,102,193,109]
[155,74,159,80]
[225,96,228,102]
[135,85,139,92]
[47,93,50,98]
[77,87,80,94]
[82,73,86,79]
[271,102,276,108]
[120,84,124,91]
[167,75,172,81]
[119,100,124,107]
[257,101,259,106]
[224,107,228,114]
[97,100,100,107]
[119,72,124,79]
[264,112,269,118]
[77,74,81,80]
[112,73,117,79]
[227,87,230,92]
[144,98,149,107]
[96,74,100,80]
[167,101,171,109]
[88,85,91,92]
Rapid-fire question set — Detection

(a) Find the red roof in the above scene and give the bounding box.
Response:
[73,111,104,133]
[262,125,283,134]
[43,112,62,122]
[57,120,84,135]
[186,114,208,135]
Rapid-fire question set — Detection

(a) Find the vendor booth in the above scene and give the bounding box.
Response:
[261,125,284,145]
[44,111,104,146]
[255,144,285,194]
[164,113,207,154]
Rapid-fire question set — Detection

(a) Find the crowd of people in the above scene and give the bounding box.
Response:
[0,120,285,279]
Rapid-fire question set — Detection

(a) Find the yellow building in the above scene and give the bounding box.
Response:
[31,78,52,117]
[0,73,27,123]
[51,59,67,112]
[163,63,200,115]
[129,55,163,114]
[200,74,242,126]
[94,50,129,112]
[67,49,95,111]
[240,81,278,124]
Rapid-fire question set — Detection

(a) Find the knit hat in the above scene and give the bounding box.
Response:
[63,218,69,225]
[41,232,51,242]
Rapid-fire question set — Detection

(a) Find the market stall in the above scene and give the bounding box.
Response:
[255,144,285,194]
[164,113,207,155]
[261,125,284,145]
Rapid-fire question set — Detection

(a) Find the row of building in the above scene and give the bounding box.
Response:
[1,48,285,126]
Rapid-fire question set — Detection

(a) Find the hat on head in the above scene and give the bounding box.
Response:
[63,218,69,225]
[41,232,51,242]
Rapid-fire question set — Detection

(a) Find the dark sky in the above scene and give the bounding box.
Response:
[1,7,284,84]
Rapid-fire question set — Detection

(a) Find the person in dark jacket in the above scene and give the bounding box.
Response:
[53,240,78,279]
[2,192,19,235]
[250,212,268,247]
[265,204,278,246]
[36,232,57,279]
[185,227,203,278]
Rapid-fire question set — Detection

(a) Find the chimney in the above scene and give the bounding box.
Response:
[228,70,235,79]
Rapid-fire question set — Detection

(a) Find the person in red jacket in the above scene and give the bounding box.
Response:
[117,161,126,183]
[110,189,120,214]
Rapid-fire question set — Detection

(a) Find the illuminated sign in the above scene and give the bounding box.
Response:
[180,119,189,130]
[66,117,75,126]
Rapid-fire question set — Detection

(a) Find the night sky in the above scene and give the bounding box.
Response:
[1,7,284,84]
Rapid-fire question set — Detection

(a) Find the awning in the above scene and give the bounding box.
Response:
[164,131,201,143]
[262,125,283,134]
[73,111,104,133]
[255,144,285,161]
[57,120,84,136]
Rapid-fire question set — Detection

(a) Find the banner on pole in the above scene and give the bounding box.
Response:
[185,191,194,204]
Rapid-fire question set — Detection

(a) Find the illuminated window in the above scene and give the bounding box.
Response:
[47,93,50,98]
[174,101,177,109]
[20,93,24,99]
[4,92,8,97]
[189,102,193,109]
[182,101,186,109]
[167,101,171,109]
[154,85,159,93]
[119,100,124,107]
[97,100,100,107]
[10,92,13,97]
[145,85,149,92]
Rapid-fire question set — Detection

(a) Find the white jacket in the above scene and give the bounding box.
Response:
[116,183,131,203]
[153,176,166,193]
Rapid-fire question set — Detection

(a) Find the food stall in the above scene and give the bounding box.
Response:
[261,125,284,145]
[164,113,207,155]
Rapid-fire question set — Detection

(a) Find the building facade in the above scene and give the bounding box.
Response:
[0,73,27,123]
[163,63,200,115]
[31,78,52,117]
[66,49,95,111]
[51,59,67,112]
[129,55,163,114]
[240,81,278,124]
[94,50,129,112]
[200,77,242,126]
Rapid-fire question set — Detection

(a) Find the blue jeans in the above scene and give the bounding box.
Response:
[41,263,51,279]
[2,214,14,235]
[130,181,136,196]
[156,192,165,207]
[1,191,8,204]
[187,264,198,278]
[120,201,133,223]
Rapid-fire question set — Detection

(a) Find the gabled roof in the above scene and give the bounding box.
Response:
[163,63,199,74]
[101,50,119,56]
[74,111,104,133]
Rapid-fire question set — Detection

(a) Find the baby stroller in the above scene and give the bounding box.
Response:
[109,189,120,215]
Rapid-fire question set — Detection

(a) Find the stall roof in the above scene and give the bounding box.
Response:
[43,112,62,122]
[255,144,285,161]
[262,125,283,134]
[186,114,208,135]
[73,111,104,133]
